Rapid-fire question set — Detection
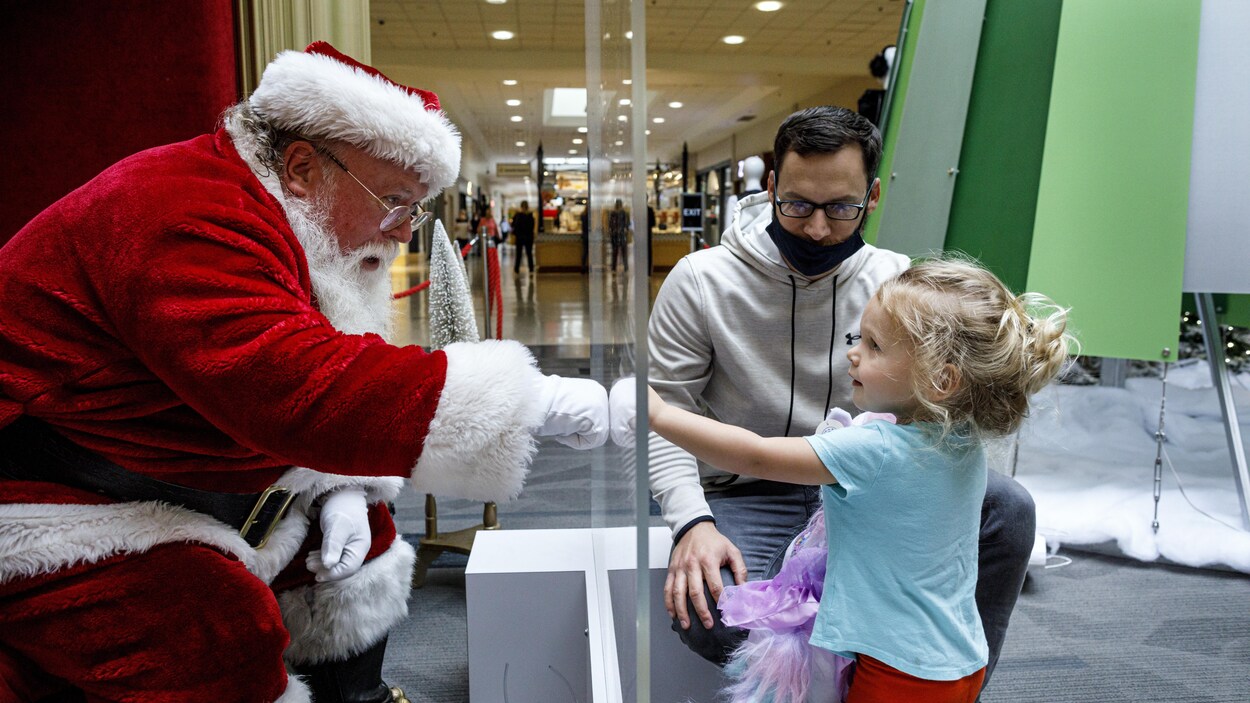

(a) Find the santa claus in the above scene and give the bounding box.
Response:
[0,42,608,702]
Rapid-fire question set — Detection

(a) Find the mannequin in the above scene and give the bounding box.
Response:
[859,44,896,126]
[725,155,766,222]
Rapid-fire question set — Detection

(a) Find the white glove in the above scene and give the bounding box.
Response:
[608,377,637,447]
[307,488,370,583]
[534,374,610,449]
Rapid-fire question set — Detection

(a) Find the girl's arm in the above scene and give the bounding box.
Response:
[647,386,834,486]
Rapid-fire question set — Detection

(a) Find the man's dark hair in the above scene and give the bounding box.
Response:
[773,106,882,184]
[520,200,529,209]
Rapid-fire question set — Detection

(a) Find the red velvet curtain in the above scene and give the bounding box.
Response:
[0,0,240,245]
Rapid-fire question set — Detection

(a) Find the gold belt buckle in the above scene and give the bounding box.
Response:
[239,485,295,549]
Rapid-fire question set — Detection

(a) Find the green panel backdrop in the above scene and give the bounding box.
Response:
[864,0,925,246]
[1223,295,1250,329]
[872,0,986,258]
[944,0,1063,293]
[1026,0,1201,361]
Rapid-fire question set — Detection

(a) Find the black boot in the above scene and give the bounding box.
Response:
[294,636,409,703]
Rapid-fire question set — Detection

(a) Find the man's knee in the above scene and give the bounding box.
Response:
[981,471,1036,558]
[670,565,747,666]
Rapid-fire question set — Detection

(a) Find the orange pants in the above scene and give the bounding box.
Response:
[846,654,986,703]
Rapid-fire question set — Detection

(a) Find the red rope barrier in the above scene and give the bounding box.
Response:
[392,279,430,300]
[389,240,504,340]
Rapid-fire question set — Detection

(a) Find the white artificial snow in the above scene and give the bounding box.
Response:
[1012,363,1250,573]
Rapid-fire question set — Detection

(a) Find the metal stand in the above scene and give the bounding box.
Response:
[480,235,494,340]
[412,496,499,588]
[1151,359,1169,533]
[1195,292,1250,530]
[1100,357,1128,388]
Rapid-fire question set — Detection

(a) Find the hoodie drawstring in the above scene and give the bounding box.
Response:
[824,276,839,419]
[785,275,839,436]
[785,275,797,437]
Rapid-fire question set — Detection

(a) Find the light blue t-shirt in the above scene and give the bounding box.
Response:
[804,421,988,680]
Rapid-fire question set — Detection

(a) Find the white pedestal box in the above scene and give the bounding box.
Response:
[466,527,727,702]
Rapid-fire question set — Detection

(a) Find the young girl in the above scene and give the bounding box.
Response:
[647,257,1073,703]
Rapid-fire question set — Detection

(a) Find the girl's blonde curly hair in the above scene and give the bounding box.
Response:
[875,254,1077,439]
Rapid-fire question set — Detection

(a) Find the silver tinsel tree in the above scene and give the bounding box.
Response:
[427,219,479,350]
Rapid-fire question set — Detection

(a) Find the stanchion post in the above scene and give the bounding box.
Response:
[480,235,493,341]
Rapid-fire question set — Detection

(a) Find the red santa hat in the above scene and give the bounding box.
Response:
[249,41,460,197]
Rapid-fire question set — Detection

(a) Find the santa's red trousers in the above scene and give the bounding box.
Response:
[0,542,292,702]
[0,497,399,702]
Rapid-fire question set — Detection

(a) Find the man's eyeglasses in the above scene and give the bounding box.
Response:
[315,145,433,232]
[773,187,871,221]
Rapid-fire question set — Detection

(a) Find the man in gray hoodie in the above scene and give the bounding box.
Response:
[647,106,1035,691]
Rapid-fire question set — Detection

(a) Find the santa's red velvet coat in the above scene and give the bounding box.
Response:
[0,129,545,697]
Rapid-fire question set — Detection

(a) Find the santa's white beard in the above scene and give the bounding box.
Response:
[283,192,399,339]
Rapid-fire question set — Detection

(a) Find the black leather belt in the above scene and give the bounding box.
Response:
[0,416,294,548]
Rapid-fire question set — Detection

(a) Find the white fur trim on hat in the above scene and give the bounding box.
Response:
[411,340,547,501]
[250,43,461,197]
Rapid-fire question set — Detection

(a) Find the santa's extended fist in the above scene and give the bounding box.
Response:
[533,374,609,449]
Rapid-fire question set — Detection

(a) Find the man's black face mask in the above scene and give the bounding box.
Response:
[765,216,866,277]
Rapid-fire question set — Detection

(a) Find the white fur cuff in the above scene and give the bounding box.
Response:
[411,340,547,501]
[279,536,416,665]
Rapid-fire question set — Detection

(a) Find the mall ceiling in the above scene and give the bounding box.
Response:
[370,0,904,173]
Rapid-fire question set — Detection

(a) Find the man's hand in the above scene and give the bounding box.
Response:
[534,374,610,449]
[665,521,748,630]
[307,488,370,583]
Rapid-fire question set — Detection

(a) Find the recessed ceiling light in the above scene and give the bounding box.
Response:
[668,101,683,109]
[625,31,633,40]
[572,138,584,144]
[569,149,578,154]
[502,79,517,85]
[516,141,526,147]
[623,79,632,85]
[614,140,624,146]
[652,117,666,124]
[506,99,521,106]
[577,127,588,133]
[491,30,515,40]
[645,129,651,135]
[619,98,631,106]
[510,115,523,122]
[722,35,745,45]
[486,0,507,4]
[617,115,628,122]
[754,1,783,11]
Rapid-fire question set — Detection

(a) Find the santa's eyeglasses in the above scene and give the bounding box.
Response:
[314,145,433,232]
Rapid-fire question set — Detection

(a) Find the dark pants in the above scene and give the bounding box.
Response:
[610,235,627,271]
[672,471,1035,694]
[514,238,534,272]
